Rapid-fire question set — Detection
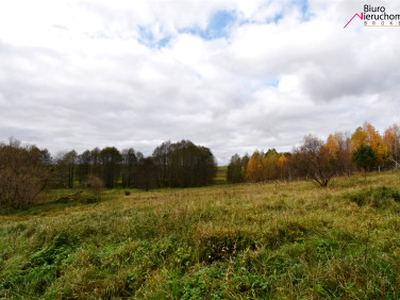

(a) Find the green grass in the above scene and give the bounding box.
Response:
[1,172,400,298]
[214,166,227,184]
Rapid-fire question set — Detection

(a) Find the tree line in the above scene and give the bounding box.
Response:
[227,122,400,187]
[1,121,399,208]
[0,139,217,208]
[51,140,217,190]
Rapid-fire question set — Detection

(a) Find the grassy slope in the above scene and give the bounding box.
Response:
[1,173,400,298]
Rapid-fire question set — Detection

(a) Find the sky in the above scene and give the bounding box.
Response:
[0,0,399,165]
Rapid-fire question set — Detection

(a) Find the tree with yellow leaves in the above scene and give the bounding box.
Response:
[383,124,400,168]
[326,132,353,176]
[278,154,291,181]
[246,151,263,182]
[350,127,367,153]
[261,149,280,181]
[363,122,389,167]
[350,122,389,171]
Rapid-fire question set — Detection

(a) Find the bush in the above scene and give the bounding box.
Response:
[0,139,49,208]
[347,186,400,208]
[85,175,104,200]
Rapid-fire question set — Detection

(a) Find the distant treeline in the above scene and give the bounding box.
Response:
[1,122,400,208]
[227,122,400,187]
[48,139,217,190]
[0,139,216,207]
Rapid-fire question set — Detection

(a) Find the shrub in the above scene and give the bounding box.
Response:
[0,139,49,208]
[347,186,400,208]
[85,175,104,200]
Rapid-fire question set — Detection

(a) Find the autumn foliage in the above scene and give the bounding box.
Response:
[0,122,399,209]
[228,122,399,187]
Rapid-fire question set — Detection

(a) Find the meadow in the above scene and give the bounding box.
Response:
[1,172,400,299]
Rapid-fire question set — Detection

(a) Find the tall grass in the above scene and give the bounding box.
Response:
[1,172,400,298]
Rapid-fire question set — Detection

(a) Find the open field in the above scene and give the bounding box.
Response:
[1,172,400,298]
[214,166,228,185]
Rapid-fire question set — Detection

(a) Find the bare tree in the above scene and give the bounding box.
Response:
[291,135,337,187]
[0,138,49,208]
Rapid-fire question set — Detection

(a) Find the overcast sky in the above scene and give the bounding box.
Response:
[0,0,399,164]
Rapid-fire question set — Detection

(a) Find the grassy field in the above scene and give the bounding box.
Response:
[214,166,228,185]
[1,172,400,299]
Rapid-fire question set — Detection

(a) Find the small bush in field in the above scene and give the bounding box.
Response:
[85,175,104,200]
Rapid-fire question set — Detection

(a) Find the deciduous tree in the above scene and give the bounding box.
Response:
[0,139,49,208]
[99,147,122,188]
[52,150,77,188]
[134,157,158,191]
[363,122,389,168]
[121,148,139,188]
[383,124,400,169]
[152,140,216,188]
[246,151,263,183]
[291,135,337,187]
[262,149,280,181]
[326,132,353,176]
[350,123,388,170]
[227,154,244,183]
[278,153,291,181]
[77,150,92,184]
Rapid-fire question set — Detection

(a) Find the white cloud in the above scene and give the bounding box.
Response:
[0,0,399,164]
